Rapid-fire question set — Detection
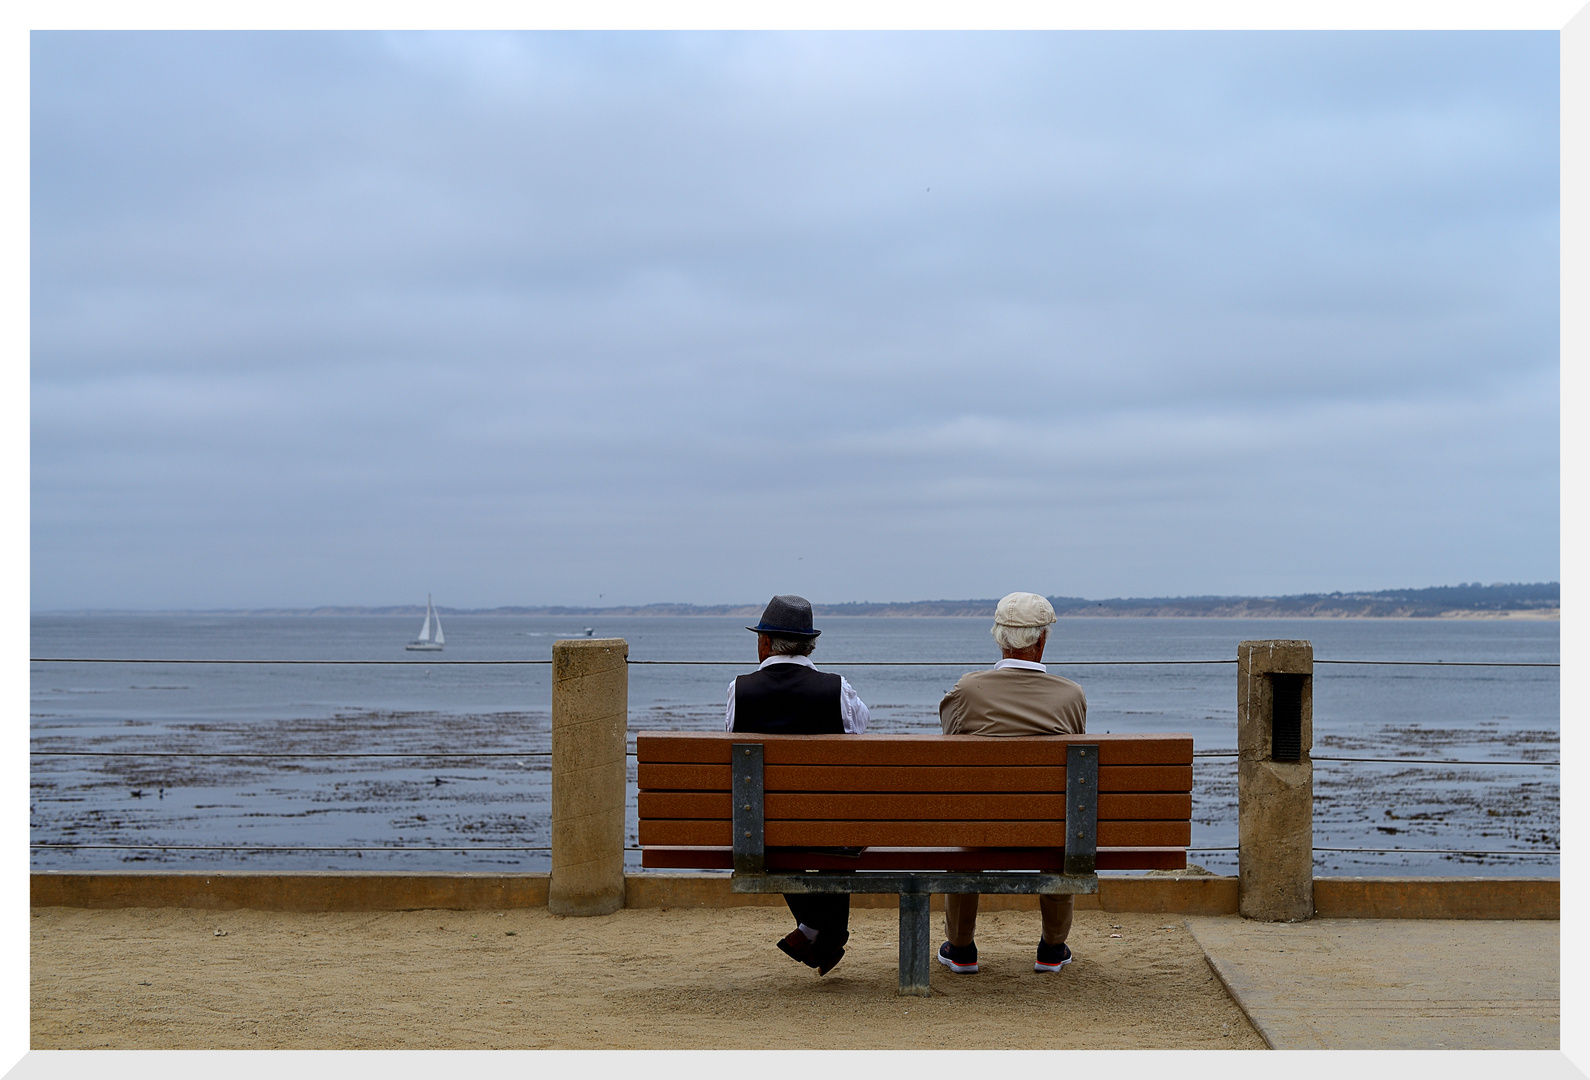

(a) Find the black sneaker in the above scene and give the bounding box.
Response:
[936,940,978,973]
[1034,939,1072,973]
[811,930,849,976]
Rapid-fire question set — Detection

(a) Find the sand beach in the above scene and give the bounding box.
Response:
[31,904,1263,1050]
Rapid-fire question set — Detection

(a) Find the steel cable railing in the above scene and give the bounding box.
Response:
[32,657,1559,666]
[30,750,554,759]
[29,843,553,852]
[1190,751,1558,766]
[1188,846,1559,856]
[29,653,1560,863]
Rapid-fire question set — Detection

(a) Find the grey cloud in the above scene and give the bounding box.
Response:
[30,31,1559,608]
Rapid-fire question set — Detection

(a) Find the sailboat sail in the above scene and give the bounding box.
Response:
[407,594,444,650]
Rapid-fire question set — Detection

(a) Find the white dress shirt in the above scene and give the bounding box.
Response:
[724,654,870,733]
[992,658,1047,672]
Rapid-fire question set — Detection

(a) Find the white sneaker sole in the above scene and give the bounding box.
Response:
[1034,955,1073,973]
[936,953,978,974]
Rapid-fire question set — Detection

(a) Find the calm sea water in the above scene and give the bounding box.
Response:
[30,614,1560,877]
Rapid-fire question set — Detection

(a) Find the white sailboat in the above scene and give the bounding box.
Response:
[406,595,445,652]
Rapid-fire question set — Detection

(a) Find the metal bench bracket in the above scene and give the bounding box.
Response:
[1064,743,1099,876]
[731,742,765,875]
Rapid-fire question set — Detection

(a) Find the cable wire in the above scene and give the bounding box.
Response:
[626,659,1240,666]
[1190,751,1558,766]
[30,750,553,759]
[32,657,1557,666]
[1188,845,1558,856]
[30,843,552,852]
[30,658,554,665]
[1314,660,1558,668]
[1314,755,1558,766]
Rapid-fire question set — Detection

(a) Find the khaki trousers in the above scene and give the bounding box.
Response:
[944,893,1073,948]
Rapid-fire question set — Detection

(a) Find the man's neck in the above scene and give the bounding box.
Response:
[760,654,815,669]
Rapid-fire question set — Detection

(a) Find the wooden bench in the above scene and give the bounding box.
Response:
[637,731,1194,995]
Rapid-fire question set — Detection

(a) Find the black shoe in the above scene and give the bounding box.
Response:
[936,940,978,973]
[778,929,817,967]
[811,930,849,975]
[1034,939,1072,973]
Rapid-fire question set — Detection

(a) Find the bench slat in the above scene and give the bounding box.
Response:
[638,732,1191,767]
[639,819,1191,848]
[637,762,1193,794]
[638,791,1192,822]
[639,846,1188,872]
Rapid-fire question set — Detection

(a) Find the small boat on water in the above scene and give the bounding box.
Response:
[406,595,445,652]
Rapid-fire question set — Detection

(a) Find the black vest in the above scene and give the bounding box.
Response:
[732,663,844,734]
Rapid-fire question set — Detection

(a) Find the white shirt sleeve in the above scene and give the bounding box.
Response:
[839,675,869,733]
[725,677,737,732]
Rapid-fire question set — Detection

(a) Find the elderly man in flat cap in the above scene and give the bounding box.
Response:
[726,594,870,976]
[936,591,1086,976]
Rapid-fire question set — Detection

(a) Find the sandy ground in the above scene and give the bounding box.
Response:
[32,905,1263,1050]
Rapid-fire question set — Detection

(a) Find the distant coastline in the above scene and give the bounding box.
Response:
[37,582,1559,620]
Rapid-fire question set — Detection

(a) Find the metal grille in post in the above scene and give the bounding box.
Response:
[1271,674,1305,762]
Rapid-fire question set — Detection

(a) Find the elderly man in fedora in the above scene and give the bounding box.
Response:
[936,591,1086,976]
[726,594,870,976]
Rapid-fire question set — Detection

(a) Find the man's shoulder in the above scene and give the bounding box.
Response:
[958,667,1084,694]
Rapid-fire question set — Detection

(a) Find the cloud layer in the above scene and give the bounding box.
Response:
[31,31,1560,608]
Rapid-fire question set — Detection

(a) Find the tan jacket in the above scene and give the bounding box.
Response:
[939,665,1087,736]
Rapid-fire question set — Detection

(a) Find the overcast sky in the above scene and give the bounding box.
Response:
[30,31,1559,610]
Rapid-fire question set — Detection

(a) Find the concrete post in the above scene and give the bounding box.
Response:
[1237,639,1314,921]
[549,637,628,916]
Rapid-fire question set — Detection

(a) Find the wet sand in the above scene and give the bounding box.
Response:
[32,905,1264,1049]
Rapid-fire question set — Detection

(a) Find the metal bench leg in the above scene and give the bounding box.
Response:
[898,890,932,997]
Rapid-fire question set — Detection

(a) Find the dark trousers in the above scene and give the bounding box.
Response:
[784,893,850,937]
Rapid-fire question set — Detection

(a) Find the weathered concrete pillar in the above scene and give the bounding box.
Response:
[549,637,628,916]
[1237,639,1314,921]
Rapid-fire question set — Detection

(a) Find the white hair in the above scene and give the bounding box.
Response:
[992,623,1047,651]
[764,634,817,657]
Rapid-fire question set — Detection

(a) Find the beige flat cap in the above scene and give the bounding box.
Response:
[994,591,1057,627]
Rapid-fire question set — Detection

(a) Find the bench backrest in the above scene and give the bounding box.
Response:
[636,732,1193,869]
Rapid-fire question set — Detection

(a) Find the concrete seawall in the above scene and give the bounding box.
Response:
[30,871,1558,920]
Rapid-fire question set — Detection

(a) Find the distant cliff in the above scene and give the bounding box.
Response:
[1042,582,1559,618]
[825,582,1560,619]
[176,581,1557,618]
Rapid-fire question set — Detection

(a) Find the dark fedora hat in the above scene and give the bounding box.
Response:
[746,594,821,638]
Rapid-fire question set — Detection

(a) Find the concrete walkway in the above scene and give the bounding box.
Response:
[1186,916,1559,1049]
